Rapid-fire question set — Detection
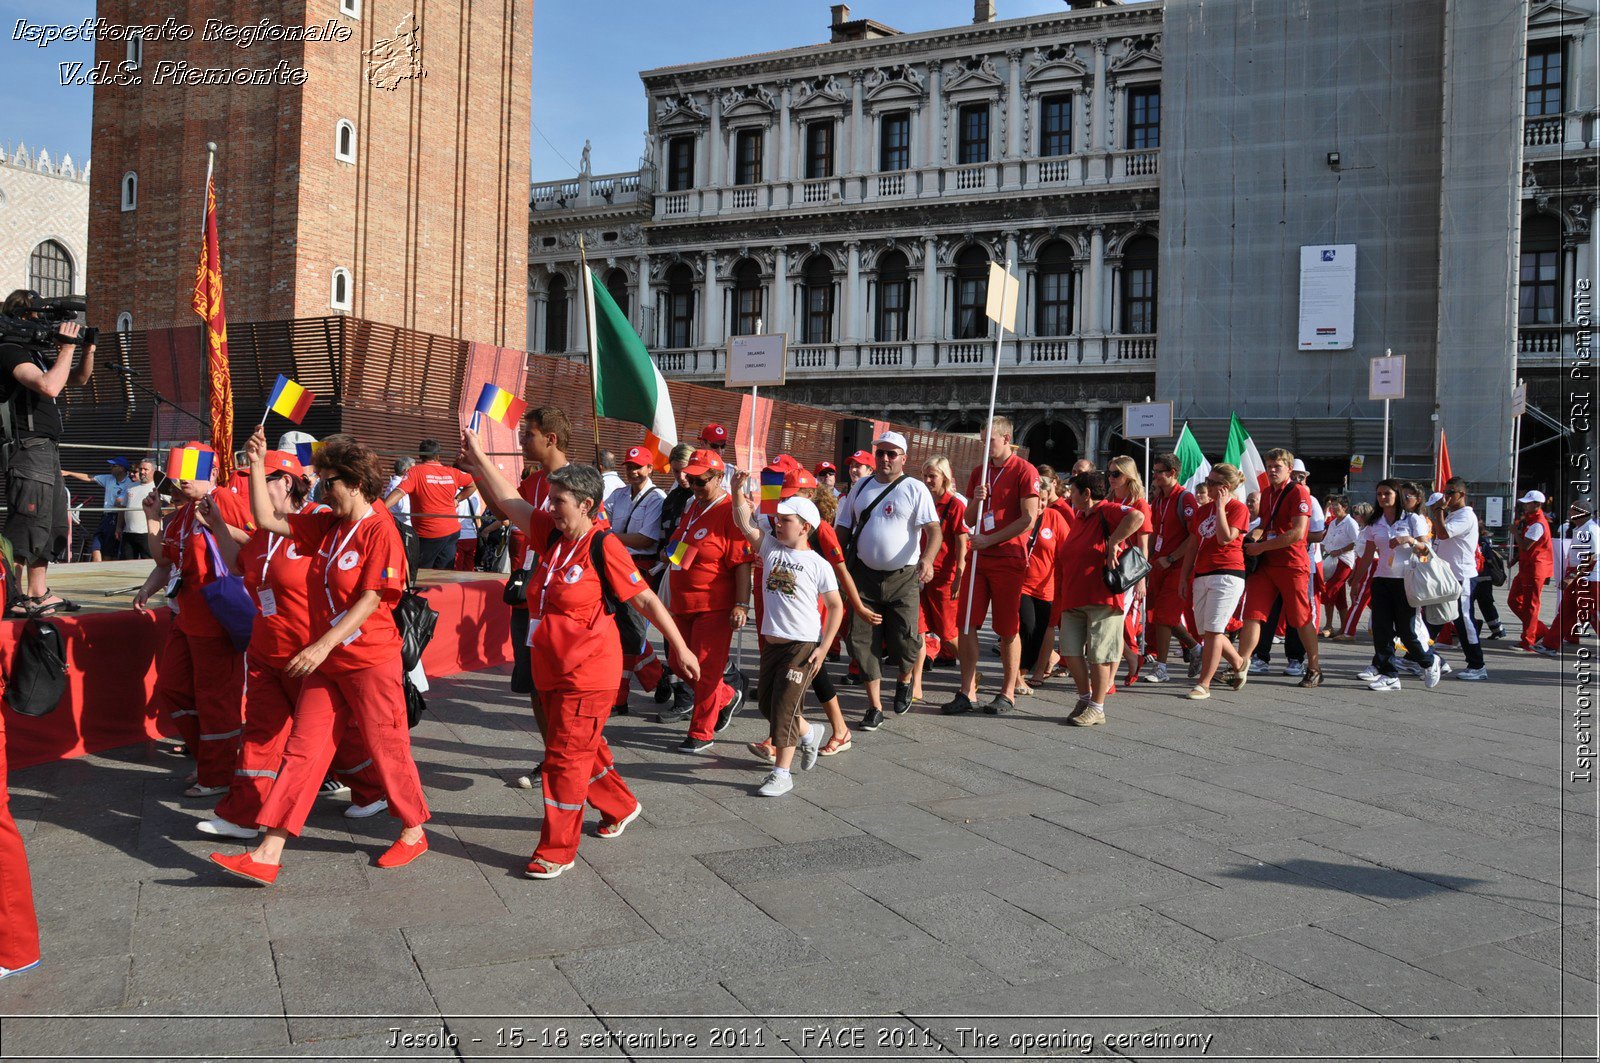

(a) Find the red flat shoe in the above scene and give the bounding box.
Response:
[209,851,279,886]
[377,835,428,868]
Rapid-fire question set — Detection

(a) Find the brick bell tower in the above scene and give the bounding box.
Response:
[86,0,531,347]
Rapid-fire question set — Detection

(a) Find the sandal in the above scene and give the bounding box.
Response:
[1015,683,1035,697]
[819,732,852,756]
[748,738,777,764]
[6,596,36,618]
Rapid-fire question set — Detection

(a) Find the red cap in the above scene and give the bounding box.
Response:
[766,453,801,474]
[623,446,652,467]
[263,450,306,477]
[848,449,874,468]
[781,468,817,498]
[814,461,837,475]
[699,423,728,445]
[684,449,725,477]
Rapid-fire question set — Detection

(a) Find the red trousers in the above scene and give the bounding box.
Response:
[150,630,245,788]
[454,540,477,571]
[1321,563,1354,615]
[675,609,735,742]
[920,581,959,659]
[0,712,40,971]
[213,657,386,829]
[1543,579,1599,649]
[535,687,637,865]
[1509,573,1548,649]
[256,660,430,838]
[1341,566,1374,638]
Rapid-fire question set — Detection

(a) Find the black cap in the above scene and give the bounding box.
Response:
[418,439,440,458]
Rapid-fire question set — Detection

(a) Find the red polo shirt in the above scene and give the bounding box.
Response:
[966,455,1040,566]
[665,494,751,613]
[397,461,475,539]
[162,488,257,640]
[237,501,328,666]
[288,506,407,673]
[524,510,646,694]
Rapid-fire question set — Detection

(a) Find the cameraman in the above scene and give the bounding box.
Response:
[0,289,96,617]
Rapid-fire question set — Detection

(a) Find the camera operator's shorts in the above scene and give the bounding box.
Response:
[5,437,67,565]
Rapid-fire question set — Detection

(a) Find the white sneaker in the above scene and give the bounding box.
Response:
[1368,675,1402,692]
[1283,660,1306,677]
[1272,635,1285,645]
[798,727,822,771]
[1435,654,1452,674]
[197,817,258,840]
[1248,659,1269,675]
[1145,663,1171,684]
[1356,667,1381,682]
[1423,657,1442,689]
[344,799,389,820]
[1456,667,1489,681]
[757,771,794,797]
[0,959,41,980]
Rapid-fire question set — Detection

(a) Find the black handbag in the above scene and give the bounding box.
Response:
[502,566,529,605]
[402,672,427,729]
[394,588,439,674]
[4,619,67,717]
[1104,544,1153,594]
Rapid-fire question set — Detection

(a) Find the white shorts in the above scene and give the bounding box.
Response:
[1193,573,1246,633]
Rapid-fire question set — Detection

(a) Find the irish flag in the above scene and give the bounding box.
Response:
[586,265,677,470]
[1174,422,1211,493]
[1223,413,1267,501]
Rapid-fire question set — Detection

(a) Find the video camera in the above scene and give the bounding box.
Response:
[0,294,97,352]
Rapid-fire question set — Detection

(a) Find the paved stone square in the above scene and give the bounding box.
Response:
[1,593,1596,1062]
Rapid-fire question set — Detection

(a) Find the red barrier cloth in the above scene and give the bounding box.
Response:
[2,579,511,771]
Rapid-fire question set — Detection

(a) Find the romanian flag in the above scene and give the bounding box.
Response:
[665,539,697,569]
[381,566,399,581]
[473,383,527,428]
[267,374,314,423]
[192,167,234,478]
[166,444,216,482]
[294,440,325,467]
[759,469,786,515]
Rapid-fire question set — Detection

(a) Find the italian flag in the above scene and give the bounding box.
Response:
[1174,422,1211,493]
[586,265,677,470]
[1223,412,1267,501]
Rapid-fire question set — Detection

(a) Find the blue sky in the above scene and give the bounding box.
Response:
[0,0,1069,180]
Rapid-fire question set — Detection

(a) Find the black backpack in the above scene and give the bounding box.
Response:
[1481,538,1508,588]
[5,619,67,717]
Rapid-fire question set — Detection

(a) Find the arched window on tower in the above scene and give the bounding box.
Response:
[876,250,910,342]
[116,312,133,333]
[953,246,990,340]
[121,172,138,211]
[335,120,357,163]
[331,268,352,311]
[1035,241,1074,336]
[28,241,73,299]
[1120,236,1158,334]
[545,275,569,352]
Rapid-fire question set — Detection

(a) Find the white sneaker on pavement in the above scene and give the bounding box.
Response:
[345,799,389,820]
[1283,660,1306,677]
[1248,659,1269,675]
[1145,663,1170,684]
[1455,667,1489,681]
[757,771,794,797]
[1356,667,1381,682]
[1368,675,1402,692]
[1423,657,1442,689]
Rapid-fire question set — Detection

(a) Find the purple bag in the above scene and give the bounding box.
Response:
[199,529,256,652]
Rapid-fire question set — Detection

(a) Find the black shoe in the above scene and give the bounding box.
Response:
[657,685,693,724]
[892,680,912,715]
[941,693,975,716]
[1297,670,1323,689]
[654,674,673,704]
[840,671,863,686]
[860,708,885,732]
[982,694,1014,715]
[715,682,745,734]
[613,701,630,717]
[1487,626,1506,640]
[678,738,712,754]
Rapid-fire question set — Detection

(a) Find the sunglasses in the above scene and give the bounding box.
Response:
[687,474,715,488]
[1107,470,1125,479]
[874,448,901,459]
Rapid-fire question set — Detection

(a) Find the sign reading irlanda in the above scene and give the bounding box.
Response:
[365,12,425,90]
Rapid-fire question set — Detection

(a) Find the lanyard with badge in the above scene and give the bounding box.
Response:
[321,510,371,647]
[666,493,724,570]
[981,460,1012,534]
[1155,489,1183,554]
[527,530,594,645]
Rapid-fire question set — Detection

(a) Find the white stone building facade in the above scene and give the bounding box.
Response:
[0,143,91,310]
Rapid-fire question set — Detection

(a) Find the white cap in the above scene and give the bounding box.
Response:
[1426,492,1444,507]
[776,496,821,528]
[872,430,909,453]
[1519,491,1546,504]
[278,430,316,450]
[1291,458,1308,474]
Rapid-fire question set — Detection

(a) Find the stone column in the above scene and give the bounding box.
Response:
[1085,407,1102,466]
[529,290,546,353]
[1003,231,1021,356]
[1085,226,1105,336]
[703,250,724,348]
[1004,48,1024,187]
[635,252,651,335]
[1088,38,1109,182]
[844,241,862,342]
[773,245,790,340]
[851,73,867,174]
[709,93,724,189]
[920,236,940,340]
[777,82,793,205]
[923,62,943,185]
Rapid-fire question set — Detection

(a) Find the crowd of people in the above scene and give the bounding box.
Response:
[0,387,1594,979]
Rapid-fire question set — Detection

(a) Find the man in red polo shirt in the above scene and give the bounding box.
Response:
[1235,448,1323,687]
[135,442,257,795]
[945,415,1040,716]
[384,439,476,570]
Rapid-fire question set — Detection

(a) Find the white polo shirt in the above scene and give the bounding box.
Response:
[834,474,938,571]
[1321,514,1361,570]
[1431,506,1480,583]
[1564,519,1599,584]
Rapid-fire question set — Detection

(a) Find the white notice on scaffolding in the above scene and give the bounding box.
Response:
[1298,244,1357,350]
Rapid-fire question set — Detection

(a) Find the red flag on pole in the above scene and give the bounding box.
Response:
[192,160,234,479]
[1434,430,1452,493]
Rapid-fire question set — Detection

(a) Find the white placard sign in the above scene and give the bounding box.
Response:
[725,334,787,388]
[1298,244,1357,350]
[1511,383,1527,417]
[1122,401,1174,439]
[1368,355,1406,401]
[1486,496,1505,528]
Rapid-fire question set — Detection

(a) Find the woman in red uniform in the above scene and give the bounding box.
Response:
[1106,456,1152,687]
[195,450,387,839]
[209,428,428,884]
[1017,482,1069,695]
[918,456,967,672]
[461,429,699,879]
[0,560,41,981]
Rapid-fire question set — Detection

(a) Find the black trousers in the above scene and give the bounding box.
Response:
[1470,578,1503,631]
[416,532,460,570]
[1019,594,1052,675]
[1369,576,1435,676]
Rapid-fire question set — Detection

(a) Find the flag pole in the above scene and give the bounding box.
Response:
[580,234,603,465]
[961,257,1014,635]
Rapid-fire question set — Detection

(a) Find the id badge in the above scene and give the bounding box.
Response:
[521,548,536,571]
[1154,535,1165,554]
[165,570,182,614]
[257,587,278,617]
[330,609,363,647]
[982,511,995,533]
[525,617,541,646]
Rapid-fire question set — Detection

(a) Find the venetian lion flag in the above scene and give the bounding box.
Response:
[1223,413,1267,502]
[586,265,677,470]
[192,168,234,477]
[1174,422,1212,494]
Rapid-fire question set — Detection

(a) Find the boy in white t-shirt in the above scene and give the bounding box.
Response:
[730,487,844,798]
